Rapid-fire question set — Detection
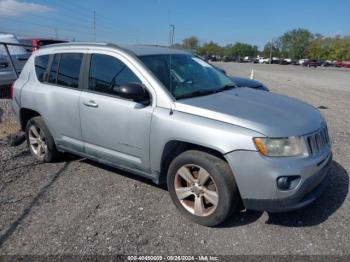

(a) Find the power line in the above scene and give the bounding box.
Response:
[1,22,136,45]
[1,1,145,43]
[48,0,93,15]
[1,28,72,40]
[0,14,128,42]
[0,17,91,37]
[46,0,143,35]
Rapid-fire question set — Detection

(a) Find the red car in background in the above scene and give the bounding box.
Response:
[335,61,350,68]
[18,38,67,53]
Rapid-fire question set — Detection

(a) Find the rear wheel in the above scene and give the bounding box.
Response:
[167,150,240,226]
[26,116,59,162]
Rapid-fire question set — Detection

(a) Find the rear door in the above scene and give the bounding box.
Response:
[42,52,85,152]
[79,52,154,171]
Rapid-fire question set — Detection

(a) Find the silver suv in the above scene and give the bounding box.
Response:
[12,43,332,226]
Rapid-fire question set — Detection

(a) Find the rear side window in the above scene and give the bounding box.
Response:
[48,54,60,84]
[88,54,141,96]
[48,53,83,88]
[34,55,50,82]
[57,53,83,88]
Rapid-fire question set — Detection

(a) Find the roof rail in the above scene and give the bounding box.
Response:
[40,41,120,49]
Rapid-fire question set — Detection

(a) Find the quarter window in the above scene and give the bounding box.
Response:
[89,54,141,96]
[34,55,50,82]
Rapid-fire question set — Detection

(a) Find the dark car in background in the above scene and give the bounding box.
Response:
[320,61,335,67]
[302,60,322,67]
[214,66,269,91]
[18,38,68,53]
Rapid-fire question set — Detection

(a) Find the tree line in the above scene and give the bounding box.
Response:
[177,28,350,61]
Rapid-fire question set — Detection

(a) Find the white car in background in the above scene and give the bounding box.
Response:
[298,59,309,65]
[259,57,280,64]
[258,57,269,64]
[281,58,292,65]
[243,56,253,62]
[0,34,30,88]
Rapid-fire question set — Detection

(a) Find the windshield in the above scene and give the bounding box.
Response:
[139,54,235,99]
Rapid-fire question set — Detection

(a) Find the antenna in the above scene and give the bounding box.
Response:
[93,10,96,42]
[169,24,175,46]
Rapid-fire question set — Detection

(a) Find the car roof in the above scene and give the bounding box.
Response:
[121,44,189,56]
[39,42,190,56]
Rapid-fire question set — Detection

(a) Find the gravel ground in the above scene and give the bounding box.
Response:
[0,63,349,256]
[0,98,19,139]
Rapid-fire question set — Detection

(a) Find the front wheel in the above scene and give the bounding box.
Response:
[167,150,240,226]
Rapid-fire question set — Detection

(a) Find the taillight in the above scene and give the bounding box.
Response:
[10,81,15,99]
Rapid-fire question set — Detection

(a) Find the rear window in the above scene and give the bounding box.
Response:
[34,55,50,82]
[48,53,83,88]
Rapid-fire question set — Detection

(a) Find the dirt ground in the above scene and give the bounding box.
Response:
[0,63,349,256]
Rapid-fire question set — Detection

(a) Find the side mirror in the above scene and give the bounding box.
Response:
[115,83,149,103]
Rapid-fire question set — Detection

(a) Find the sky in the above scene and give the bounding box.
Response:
[0,0,349,49]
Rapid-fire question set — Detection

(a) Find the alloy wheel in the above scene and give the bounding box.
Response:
[28,124,47,159]
[174,164,219,217]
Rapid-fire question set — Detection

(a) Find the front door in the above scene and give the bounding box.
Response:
[79,53,153,171]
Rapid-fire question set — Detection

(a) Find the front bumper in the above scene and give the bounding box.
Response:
[225,149,332,212]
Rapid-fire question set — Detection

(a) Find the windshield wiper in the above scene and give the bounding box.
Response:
[176,89,216,100]
[215,84,236,93]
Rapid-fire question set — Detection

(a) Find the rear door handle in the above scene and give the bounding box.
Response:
[83,100,98,108]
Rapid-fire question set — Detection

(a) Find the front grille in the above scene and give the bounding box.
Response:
[306,126,330,156]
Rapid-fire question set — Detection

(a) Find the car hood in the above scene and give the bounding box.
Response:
[174,88,324,137]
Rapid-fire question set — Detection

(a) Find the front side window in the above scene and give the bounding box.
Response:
[56,53,83,88]
[34,55,50,82]
[89,54,141,96]
[139,54,235,99]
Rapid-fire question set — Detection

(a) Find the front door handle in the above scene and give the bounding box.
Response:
[83,100,98,108]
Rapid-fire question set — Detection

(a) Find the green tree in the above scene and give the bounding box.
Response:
[262,39,281,58]
[329,36,350,61]
[306,35,326,60]
[279,28,314,59]
[197,41,223,56]
[182,36,199,50]
[306,35,350,60]
[224,42,258,57]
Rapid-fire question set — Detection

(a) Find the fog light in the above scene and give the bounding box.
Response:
[277,177,290,190]
[277,176,300,190]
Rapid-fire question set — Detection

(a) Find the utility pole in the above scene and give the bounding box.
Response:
[269,39,273,64]
[54,27,58,39]
[169,24,175,46]
[93,10,96,42]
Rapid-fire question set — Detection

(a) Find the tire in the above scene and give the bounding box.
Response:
[25,116,59,162]
[167,150,240,226]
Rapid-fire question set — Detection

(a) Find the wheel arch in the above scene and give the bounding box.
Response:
[158,140,226,184]
[19,108,41,131]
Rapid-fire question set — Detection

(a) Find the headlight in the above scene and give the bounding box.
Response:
[253,137,307,157]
